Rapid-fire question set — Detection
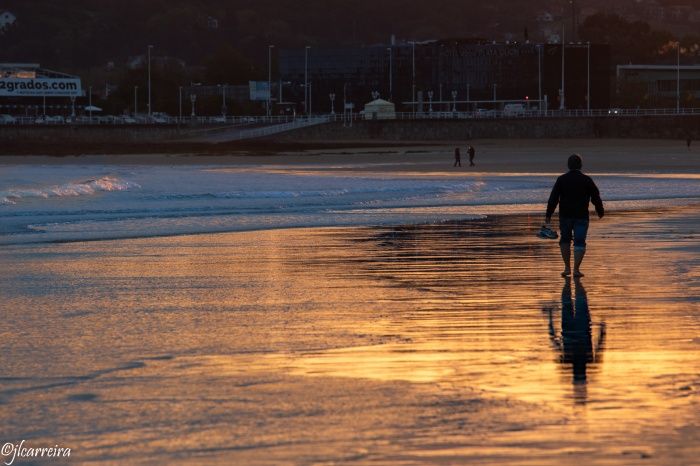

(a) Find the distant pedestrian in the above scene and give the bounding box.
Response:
[454,147,462,167]
[468,145,476,166]
[687,136,692,151]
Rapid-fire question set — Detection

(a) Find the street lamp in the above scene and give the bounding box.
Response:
[451,90,457,113]
[220,84,227,117]
[179,86,183,122]
[560,23,566,110]
[267,44,274,117]
[329,92,336,115]
[147,45,153,117]
[88,85,93,120]
[304,46,311,115]
[411,41,416,115]
[387,47,393,101]
[537,45,543,109]
[586,42,591,113]
[190,93,197,117]
[427,90,433,113]
[677,41,681,113]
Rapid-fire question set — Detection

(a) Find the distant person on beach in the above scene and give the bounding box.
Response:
[468,145,476,166]
[454,147,462,167]
[545,154,604,277]
[687,136,692,151]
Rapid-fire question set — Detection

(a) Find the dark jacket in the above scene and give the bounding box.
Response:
[546,170,604,219]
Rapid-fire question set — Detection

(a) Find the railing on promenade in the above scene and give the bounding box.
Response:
[3,108,700,127]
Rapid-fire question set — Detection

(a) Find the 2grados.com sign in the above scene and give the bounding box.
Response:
[0,78,83,97]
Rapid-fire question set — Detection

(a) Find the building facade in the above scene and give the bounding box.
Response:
[617,64,700,106]
[278,40,610,114]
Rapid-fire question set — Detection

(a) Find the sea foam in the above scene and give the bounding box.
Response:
[0,176,140,205]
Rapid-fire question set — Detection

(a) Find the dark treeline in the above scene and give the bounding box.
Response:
[0,0,549,71]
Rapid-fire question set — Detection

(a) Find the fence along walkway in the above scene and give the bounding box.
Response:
[191,116,331,143]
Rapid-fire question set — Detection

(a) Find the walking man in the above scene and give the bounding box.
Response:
[468,145,476,166]
[545,154,604,277]
[454,147,462,167]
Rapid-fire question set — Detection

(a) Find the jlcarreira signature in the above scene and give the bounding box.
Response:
[2,441,71,465]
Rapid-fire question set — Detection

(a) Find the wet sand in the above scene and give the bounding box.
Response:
[1,205,699,464]
[1,138,699,174]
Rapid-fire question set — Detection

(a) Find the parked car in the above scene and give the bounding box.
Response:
[150,112,171,123]
[473,108,496,118]
[46,115,65,124]
[0,114,17,124]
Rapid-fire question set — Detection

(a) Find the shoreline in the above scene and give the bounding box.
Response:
[4,199,699,248]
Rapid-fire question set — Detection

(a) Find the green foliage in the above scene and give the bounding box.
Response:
[0,0,552,71]
[579,13,674,64]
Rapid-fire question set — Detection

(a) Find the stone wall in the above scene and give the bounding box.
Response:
[0,124,181,143]
[270,116,700,142]
[2,116,700,148]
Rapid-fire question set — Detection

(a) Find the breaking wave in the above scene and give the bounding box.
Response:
[0,176,140,205]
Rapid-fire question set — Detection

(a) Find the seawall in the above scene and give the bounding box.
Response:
[270,116,700,142]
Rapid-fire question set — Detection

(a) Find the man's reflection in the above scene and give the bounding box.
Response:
[546,279,605,402]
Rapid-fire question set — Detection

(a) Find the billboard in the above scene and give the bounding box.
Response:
[249,81,270,101]
[0,77,83,97]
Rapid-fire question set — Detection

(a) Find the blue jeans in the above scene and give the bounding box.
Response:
[559,217,589,250]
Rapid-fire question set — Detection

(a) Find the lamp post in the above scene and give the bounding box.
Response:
[387,47,393,101]
[586,42,591,113]
[267,44,274,117]
[538,45,542,109]
[134,86,138,115]
[329,92,336,115]
[427,90,433,113]
[342,83,347,126]
[412,41,416,115]
[304,46,310,115]
[190,94,197,117]
[560,24,566,110]
[221,84,227,117]
[677,41,681,113]
[147,45,153,118]
[88,85,93,121]
[451,90,457,113]
[70,96,76,118]
[179,86,183,122]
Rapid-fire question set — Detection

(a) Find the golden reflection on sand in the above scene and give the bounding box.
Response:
[1,207,699,464]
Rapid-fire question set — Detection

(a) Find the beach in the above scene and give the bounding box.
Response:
[1,140,699,464]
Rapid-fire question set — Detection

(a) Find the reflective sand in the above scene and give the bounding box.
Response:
[1,207,699,464]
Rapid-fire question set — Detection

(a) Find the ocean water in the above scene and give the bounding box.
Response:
[2,163,700,244]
